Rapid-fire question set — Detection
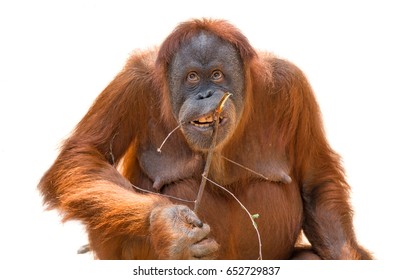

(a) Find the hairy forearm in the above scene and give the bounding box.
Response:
[39,146,170,237]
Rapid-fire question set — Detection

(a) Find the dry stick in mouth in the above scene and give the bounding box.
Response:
[193,92,232,213]
[157,93,232,153]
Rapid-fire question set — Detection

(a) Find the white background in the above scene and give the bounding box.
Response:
[1,0,411,276]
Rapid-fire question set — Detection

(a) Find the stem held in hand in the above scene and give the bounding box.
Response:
[193,92,232,213]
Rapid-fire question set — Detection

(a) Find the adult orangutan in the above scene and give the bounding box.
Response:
[38,18,372,260]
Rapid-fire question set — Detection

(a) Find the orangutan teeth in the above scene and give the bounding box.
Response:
[192,123,210,127]
[190,115,223,127]
[198,115,214,123]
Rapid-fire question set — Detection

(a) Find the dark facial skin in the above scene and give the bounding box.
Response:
[168,32,245,151]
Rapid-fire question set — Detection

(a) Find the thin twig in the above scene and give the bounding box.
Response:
[202,176,263,260]
[220,155,269,180]
[194,92,232,213]
[157,124,182,153]
[131,183,195,204]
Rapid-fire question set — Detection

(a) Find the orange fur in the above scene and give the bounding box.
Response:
[38,19,371,259]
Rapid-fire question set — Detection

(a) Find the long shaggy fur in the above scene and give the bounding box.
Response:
[39,18,371,260]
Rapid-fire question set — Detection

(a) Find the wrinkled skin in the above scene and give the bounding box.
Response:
[168,32,244,151]
[150,205,219,259]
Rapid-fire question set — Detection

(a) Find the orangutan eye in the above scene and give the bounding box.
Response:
[211,70,223,81]
[187,72,200,83]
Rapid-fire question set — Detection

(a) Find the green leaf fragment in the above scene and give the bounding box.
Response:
[251,214,259,220]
